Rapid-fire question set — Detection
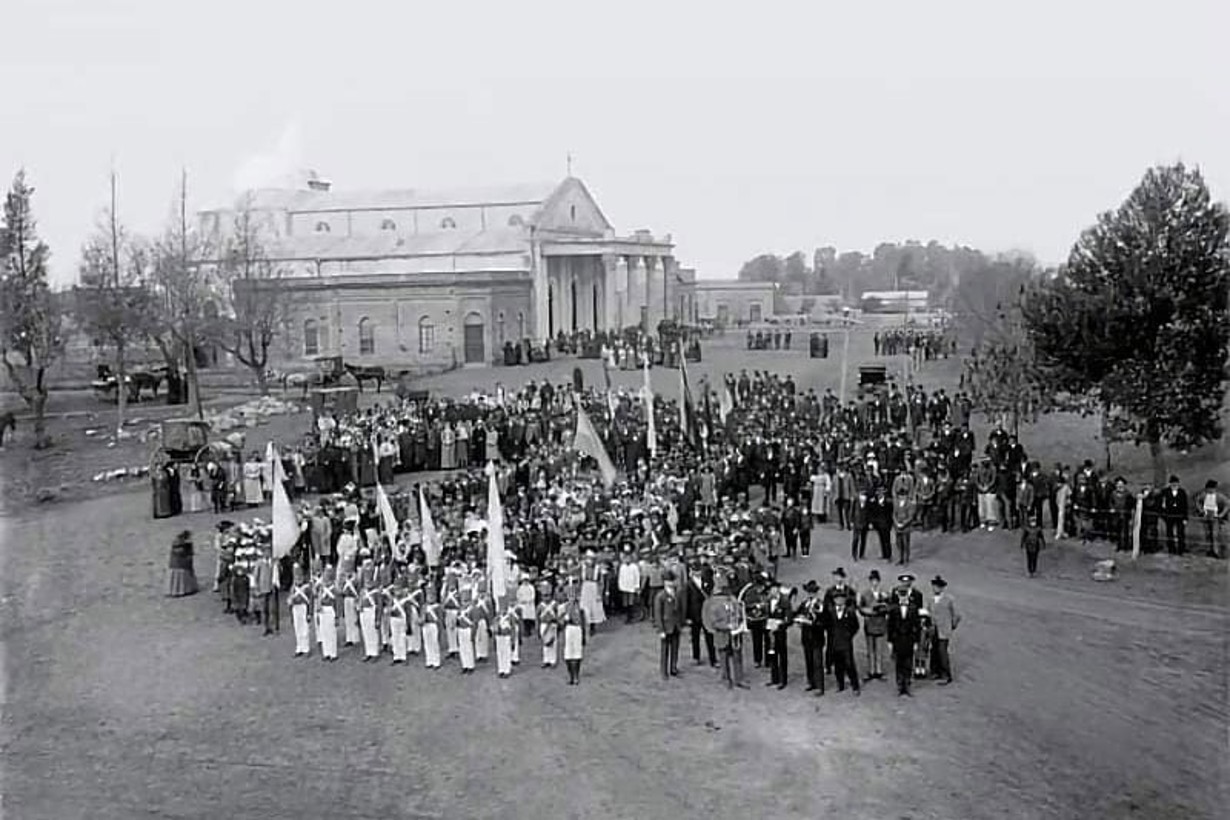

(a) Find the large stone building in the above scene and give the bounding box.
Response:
[199,173,686,367]
[693,280,777,325]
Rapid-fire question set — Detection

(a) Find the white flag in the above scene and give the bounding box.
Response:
[720,384,734,425]
[269,446,298,559]
[574,401,617,488]
[420,486,441,568]
[487,466,507,599]
[376,481,399,552]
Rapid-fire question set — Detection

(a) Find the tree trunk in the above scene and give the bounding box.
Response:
[186,341,203,420]
[31,389,50,449]
[1148,436,1166,488]
[115,339,128,436]
[255,364,269,396]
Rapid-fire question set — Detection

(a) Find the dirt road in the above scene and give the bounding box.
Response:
[2,478,1226,820]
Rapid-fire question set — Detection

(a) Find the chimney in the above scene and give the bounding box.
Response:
[305,170,332,193]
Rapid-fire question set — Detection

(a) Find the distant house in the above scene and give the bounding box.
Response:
[694,281,776,325]
[780,294,844,318]
[859,290,928,313]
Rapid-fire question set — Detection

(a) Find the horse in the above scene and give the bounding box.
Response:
[0,411,15,447]
[343,363,385,393]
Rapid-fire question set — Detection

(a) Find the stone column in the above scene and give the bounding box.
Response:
[534,250,550,342]
[602,255,617,331]
[615,256,629,331]
[632,256,648,330]
[644,256,661,330]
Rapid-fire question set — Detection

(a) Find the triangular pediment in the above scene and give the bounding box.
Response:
[530,178,612,237]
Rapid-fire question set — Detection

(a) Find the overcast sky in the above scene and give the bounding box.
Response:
[3,0,1227,287]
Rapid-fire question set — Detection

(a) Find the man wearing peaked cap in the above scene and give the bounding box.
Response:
[896,573,924,609]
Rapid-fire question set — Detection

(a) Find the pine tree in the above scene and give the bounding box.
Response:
[0,170,64,448]
[1023,163,1230,484]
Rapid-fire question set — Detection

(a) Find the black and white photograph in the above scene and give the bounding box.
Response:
[1,2,1227,818]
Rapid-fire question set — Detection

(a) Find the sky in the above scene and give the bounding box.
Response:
[2,0,1227,288]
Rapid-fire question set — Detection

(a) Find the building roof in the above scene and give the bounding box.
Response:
[239,181,559,215]
[268,227,529,262]
[694,280,776,291]
[860,290,928,300]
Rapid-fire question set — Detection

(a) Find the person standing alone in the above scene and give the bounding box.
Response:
[929,576,960,685]
[654,571,686,679]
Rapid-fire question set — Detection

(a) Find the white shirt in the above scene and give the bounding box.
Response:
[618,561,642,594]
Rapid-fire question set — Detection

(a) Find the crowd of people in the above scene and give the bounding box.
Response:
[177,352,1225,699]
[873,327,955,363]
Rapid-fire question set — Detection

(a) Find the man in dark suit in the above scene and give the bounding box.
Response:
[887,587,922,697]
[683,562,717,667]
[653,571,686,679]
[795,581,827,694]
[1160,475,1189,555]
[764,583,794,689]
[827,591,861,695]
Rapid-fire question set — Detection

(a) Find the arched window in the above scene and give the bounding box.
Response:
[314,221,331,233]
[380,218,397,231]
[303,319,319,356]
[440,216,456,230]
[497,311,506,344]
[358,317,375,355]
[418,316,436,354]
[517,311,525,340]
[507,214,524,227]
[570,204,576,222]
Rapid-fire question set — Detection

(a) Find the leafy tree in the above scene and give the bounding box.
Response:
[959,284,1049,436]
[737,253,784,283]
[209,200,295,395]
[1023,163,1230,484]
[74,172,153,434]
[0,170,64,448]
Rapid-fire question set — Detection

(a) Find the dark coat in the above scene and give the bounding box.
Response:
[653,588,687,635]
[827,608,860,655]
[886,603,921,651]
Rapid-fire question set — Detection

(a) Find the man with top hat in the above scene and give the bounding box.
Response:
[653,570,686,679]
[858,569,890,681]
[289,563,313,657]
[795,580,828,694]
[929,575,960,685]
[764,580,793,689]
[887,584,921,696]
[683,557,717,668]
[827,588,861,695]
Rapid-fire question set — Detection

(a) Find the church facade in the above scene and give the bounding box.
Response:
[198,174,686,368]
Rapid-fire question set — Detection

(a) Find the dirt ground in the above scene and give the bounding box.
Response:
[2,331,1228,819]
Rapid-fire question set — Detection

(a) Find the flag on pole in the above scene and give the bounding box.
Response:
[679,356,699,449]
[719,383,734,425]
[375,482,399,551]
[601,355,616,420]
[573,400,618,488]
[419,486,441,568]
[642,355,657,457]
[486,464,507,599]
[269,445,298,559]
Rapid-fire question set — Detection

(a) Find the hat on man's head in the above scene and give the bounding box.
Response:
[869,569,881,581]
[803,580,820,593]
[897,573,915,584]
[1169,475,1181,484]
[832,567,847,579]
[931,575,947,588]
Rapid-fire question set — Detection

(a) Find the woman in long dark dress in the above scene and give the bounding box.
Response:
[167,530,199,597]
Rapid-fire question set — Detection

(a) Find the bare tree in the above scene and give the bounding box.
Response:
[210,199,295,394]
[0,170,64,448]
[150,170,214,419]
[74,171,153,434]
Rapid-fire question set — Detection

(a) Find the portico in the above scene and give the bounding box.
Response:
[536,235,676,339]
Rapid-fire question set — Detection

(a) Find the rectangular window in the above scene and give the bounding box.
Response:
[419,324,435,354]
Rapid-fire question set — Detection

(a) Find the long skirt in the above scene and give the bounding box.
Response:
[422,622,441,668]
[563,624,584,661]
[496,634,513,675]
[166,568,198,597]
[458,627,476,670]
[441,445,455,471]
[319,606,338,659]
[474,621,490,660]
[455,439,467,467]
[243,478,263,506]
[390,615,408,662]
[360,608,379,658]
[541,624,558,666]
[344,598,360,645]
[292,604,310,655]
[580,580,605,625]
